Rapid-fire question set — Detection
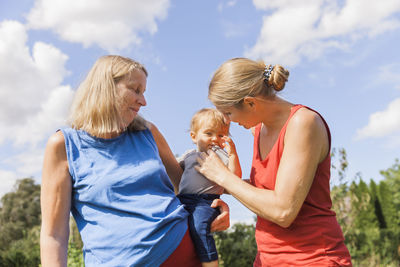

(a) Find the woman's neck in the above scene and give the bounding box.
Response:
[257,96,294,131]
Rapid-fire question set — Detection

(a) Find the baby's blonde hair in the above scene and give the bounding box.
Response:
[69,55,148,136]
[190,108,229,135]
[208,57,289,108]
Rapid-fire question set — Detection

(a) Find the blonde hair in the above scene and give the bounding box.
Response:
[190,108,230,134]
[208,57,289,107]
[69,55,148,136]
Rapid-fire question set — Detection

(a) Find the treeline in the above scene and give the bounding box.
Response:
[0,179,41,266]
[0,178,83,266]
[329,149,400,266]
[0,149,399,266]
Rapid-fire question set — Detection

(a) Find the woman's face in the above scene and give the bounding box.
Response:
[116,69,147,128]
[218,103,258,130]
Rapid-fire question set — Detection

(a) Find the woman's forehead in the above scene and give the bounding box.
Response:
[120,69,147,84]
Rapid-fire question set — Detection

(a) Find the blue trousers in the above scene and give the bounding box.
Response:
[178,194,221,262]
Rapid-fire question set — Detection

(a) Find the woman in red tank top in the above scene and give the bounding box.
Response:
[196,58,352,266]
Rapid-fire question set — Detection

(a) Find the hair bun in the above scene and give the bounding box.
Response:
[270,64,289,91]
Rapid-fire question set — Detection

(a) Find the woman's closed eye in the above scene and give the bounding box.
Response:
[127,85,143,95]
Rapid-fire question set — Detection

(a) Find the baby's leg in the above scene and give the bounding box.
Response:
[190,198,220,264]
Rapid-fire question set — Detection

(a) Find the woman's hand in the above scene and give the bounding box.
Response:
[210,198,230,232]
[195,150,231,185]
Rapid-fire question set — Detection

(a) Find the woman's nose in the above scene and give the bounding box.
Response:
[138,95,146,106]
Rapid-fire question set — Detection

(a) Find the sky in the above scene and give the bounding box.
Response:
[0,0,399,224]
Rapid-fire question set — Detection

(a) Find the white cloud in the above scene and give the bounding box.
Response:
[13,85,74,146]
[221,20,249,38]
[0,20,74,194]
[377,63,400,89]
[247,0,400,66]
[26,0,170,52]
[0,169,18,199]
[3,147,45,178]
[356,98,400,139]
[0,20,73,147]
[218,0,237,12]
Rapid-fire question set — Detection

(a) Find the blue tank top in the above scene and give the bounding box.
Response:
[61,128,189,267]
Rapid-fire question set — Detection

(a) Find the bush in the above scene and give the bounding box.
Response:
[215,222,257,267]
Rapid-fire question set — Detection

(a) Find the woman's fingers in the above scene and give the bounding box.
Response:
[210,198,230,232]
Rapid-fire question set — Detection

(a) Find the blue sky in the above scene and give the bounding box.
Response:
[0,0,399,223]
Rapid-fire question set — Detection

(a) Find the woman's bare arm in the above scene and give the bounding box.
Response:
[40,131,72,267]
[197,109,329,228]
[149,123,183,193]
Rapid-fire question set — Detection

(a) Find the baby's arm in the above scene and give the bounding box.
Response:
[222,136,242,178]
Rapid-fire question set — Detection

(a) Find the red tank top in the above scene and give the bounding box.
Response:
[250,105,352,267]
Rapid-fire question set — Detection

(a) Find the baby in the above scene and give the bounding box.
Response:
[177,108,242,267]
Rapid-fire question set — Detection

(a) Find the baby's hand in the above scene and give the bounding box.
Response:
[221,136,242,178]
[221,136,238,157]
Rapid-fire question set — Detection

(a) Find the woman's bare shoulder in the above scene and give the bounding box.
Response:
[45,131,67,156]
[288,107,325,132]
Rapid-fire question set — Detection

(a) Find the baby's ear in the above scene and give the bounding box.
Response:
[190,131,197,143]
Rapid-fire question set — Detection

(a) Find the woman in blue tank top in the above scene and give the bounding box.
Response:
[40,55,230,267]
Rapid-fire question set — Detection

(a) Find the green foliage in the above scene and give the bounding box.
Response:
[0,178,41,225]
[67,242,84,267]
[380,159,400,226]
[0,178,85,267]
[215,222,257,267]
[67,218,84,266]
[331,150,400,266]
[0,178,41,250]
[0,226,41,267]
[0,178,41,266]
[378,181,397,228]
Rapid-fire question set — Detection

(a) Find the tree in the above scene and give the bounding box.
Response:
[0,178,41,251]
[352,179,378,230]
[0,226,40,267]
[0,178,41,266]
[330,148,352,234]
[330,149,399,265]
[380,159,400,226]
[378,181,397,229]
[67,217,84,266]
[369,180,386,229]
[215,222,257,267]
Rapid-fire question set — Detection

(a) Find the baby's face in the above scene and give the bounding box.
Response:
[191,124,228,153]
